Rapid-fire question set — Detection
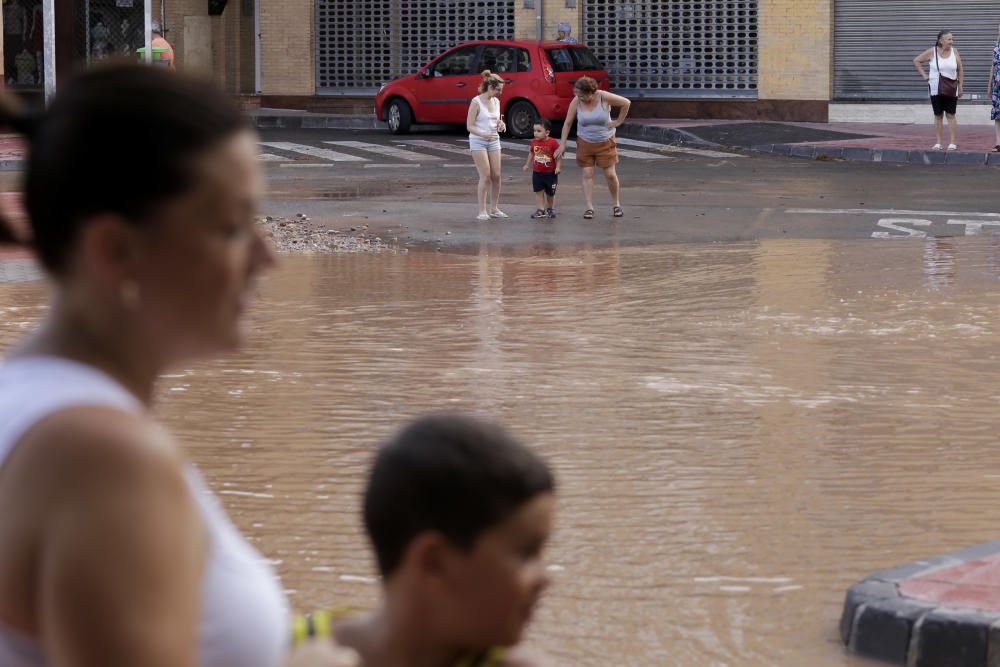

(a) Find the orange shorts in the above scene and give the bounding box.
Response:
[575,136,619,168]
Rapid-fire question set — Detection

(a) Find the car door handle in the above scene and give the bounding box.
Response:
[455,82,467,87]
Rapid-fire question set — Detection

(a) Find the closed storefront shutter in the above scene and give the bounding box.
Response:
[316,0,515,93]
[835,0,999,100]
[583,0,758,98]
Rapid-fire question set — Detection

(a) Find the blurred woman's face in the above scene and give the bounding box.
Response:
[575,89,595,104]
[940,33,953,48]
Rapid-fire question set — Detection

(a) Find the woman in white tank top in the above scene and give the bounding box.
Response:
[913,30,965,150]
[466,70,508,221]
[0,66,352,667]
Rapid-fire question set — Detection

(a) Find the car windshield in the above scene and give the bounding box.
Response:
[545,47,602,72]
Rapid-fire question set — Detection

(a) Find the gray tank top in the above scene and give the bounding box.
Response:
[576,91,613,143]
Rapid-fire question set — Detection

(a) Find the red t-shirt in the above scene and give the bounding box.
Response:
[530,137,560,174]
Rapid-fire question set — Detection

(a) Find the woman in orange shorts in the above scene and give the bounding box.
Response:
[555,76,631,219]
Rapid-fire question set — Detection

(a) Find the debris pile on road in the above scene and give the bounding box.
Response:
[257,215,392,254]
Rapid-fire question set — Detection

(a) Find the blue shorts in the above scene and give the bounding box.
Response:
[532,171,558,196]
[469,135,501,152]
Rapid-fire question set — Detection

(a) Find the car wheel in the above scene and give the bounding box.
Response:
[507,100,539,139]
[387,99,412,134]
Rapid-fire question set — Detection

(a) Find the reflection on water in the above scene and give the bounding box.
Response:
[6,238,1000,666]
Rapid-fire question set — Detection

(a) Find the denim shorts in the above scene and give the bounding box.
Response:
[469,135,502,152]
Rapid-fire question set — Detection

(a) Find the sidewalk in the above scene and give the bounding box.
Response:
[841,541,1000,667]
[620,118,1000,167]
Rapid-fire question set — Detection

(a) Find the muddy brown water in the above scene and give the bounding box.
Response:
[4,237,1000,666]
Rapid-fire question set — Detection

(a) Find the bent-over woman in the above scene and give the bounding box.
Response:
[555,76,631,219]
[913,30,964,150]
[467,70,507,221]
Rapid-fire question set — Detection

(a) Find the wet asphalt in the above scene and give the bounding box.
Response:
[260,128,1000,251]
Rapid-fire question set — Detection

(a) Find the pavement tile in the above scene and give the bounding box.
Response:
[789,145,815,158]
[851,597,937,665]
[771,144,792,156]
[987,152,1000,166]
[880,149,910,163]
[908,151,948,165]
[814,147,844,160]
[911,608,1000,667]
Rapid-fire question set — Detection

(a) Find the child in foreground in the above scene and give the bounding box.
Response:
[522,119,561,219]
[302,414,556,667]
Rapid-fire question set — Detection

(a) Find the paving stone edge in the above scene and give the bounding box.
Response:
[841,540,1000,667]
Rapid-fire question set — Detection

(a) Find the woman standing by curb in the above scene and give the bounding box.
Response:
[555,76,631,220]
[467,70,507,221]
[913,30,964,151]
[989,24,1000,152]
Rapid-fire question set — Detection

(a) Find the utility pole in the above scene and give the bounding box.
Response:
[43,0,56,103]
[144,0,153,64]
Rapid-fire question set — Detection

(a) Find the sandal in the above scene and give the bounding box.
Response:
[476,212,490,221]
[993,145,1000,153]
[530,208,548,219]
[613,206,624,218]
[489,209,509,218]
[583,209,594,219]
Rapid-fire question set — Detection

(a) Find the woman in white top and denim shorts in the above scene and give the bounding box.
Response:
[467,70,507,221]
[914,30,964,150]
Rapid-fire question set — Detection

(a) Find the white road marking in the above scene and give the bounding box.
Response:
[614,137,742,158]
[872,218,932,239]
[947,220,1000,235]
[362,163,421,169]
[394,139,475,156]
[279,163,336,168]
[325,140,442,161]
[261,142,368,162]
[788,208,1000,219]
[257,153,289,161]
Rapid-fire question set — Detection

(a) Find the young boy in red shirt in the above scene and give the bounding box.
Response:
[522,118,561,219]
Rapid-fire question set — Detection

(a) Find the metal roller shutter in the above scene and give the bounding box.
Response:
[316,0,515,94]
[583,0,758,98]
[835,0,1000,101]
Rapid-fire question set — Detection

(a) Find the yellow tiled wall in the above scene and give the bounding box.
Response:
[758,0,832,100]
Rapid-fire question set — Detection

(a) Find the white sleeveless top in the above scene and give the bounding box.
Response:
[929,48,958,96]
[0,356,290,667]
[469,95,500,138]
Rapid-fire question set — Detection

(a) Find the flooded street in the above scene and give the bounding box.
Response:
[5,237,1000,665]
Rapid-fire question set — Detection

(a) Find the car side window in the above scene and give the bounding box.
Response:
[430,46,479,77]
[545,48,574,73]
[480,46,516,74]
[515,48,531,72]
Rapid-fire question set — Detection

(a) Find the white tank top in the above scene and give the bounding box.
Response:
[469,95,499,138]
[0,356,290,667]
[929,48,958,96]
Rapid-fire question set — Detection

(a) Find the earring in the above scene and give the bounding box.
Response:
[120,279,141,309]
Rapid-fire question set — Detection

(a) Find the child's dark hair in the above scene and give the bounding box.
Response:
[363,414,555,577]
[0,62,250,273]
[534,118,552,132]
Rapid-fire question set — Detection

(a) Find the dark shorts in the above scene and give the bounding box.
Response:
[931,95,957,117]
[532,171,558,196]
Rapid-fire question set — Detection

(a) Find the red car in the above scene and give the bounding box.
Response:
[374,40,609,139]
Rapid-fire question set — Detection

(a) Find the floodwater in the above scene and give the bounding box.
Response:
[4,237,1000,666]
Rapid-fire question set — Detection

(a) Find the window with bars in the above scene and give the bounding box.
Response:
[316,0,515,92]
[583,0,758,97]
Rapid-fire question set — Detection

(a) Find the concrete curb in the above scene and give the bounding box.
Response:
[249,112,385,131]
[841,540,1000,667]
[750,143,1000,168]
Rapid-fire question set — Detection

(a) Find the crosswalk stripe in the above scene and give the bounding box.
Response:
[362,163,421,169]
[566,140,670,160]
[325,140,441,161]
[393,139,472,156]
[260,142,367,162]
[613,137,743,158]
[258,153,290,162]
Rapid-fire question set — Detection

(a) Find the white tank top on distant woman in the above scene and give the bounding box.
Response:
[469,94,500,138]
[929,47,958,96]
[0,356,290,667]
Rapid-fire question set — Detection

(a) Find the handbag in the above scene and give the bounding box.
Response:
[935,47,959,98]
